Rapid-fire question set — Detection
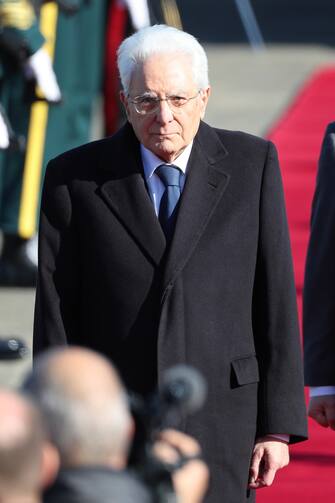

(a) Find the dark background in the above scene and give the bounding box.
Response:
[175,0,335,45]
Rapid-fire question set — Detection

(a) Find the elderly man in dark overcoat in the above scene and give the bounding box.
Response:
[33,25,307,502]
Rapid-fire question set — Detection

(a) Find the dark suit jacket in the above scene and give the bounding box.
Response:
[304,121,335,385]
[34,121,307,503]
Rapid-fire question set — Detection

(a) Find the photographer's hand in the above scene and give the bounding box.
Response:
[153,429,209,503]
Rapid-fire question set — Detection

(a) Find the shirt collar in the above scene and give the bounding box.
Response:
[141,142,193,181]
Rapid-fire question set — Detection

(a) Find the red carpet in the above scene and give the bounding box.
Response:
[257,66,335,501]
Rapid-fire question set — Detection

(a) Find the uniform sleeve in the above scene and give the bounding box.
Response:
[303,122,335,385]
[33,158,80,356]
[253,141,308,443]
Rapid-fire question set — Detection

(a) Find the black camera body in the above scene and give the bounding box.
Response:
[129,365,207,502]
[0,338,28,360]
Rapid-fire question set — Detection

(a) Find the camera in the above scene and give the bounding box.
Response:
[129,365,207,502]
[0,338,28,360]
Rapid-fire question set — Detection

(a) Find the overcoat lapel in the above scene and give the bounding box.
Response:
[99,124,166,266]
[98,122,230,274]
[162,122,231,294]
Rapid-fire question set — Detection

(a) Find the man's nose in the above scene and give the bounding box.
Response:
[155,99,174,124]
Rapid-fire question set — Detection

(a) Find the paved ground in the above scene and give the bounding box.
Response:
[206,44,335,135]
[1,43,335,388]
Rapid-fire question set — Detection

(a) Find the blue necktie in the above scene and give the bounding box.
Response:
[155,164,181,241]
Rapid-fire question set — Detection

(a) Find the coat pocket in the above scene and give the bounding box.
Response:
[231,354,260,386]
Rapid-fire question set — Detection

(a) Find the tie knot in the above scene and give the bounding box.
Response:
[155,164,181,187]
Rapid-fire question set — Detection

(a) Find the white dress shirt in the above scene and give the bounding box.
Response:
[310,386,335,397]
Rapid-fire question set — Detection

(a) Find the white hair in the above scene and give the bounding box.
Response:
[31,386,131,466]
[23,350,132,467]
[117,24,209,94]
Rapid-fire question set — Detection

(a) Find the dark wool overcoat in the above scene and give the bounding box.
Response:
[304,121,335,385]
[34,121,308,503]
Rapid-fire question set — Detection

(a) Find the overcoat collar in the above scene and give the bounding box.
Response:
[99,123,166,266]
[98,122,231,284]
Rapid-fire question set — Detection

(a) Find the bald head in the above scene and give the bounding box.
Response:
[24,347,133,468]
[41,346,123,399]
[0,390,45,497]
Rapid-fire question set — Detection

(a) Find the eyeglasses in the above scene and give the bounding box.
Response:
[128,90,201,115]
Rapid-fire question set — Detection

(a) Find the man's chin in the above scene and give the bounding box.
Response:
[151,140,181,161]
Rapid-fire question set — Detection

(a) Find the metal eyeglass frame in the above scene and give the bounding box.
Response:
[128,90,202,115]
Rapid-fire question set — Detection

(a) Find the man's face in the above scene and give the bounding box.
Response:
[121,53,210,163]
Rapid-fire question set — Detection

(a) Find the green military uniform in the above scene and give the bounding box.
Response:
[0,0,107,285]
[0,0,44,234]
[18,0,107,239]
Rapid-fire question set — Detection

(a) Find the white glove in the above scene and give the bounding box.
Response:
[0,108,10,149]
[118,0,150,30]
[26,234,38,266]
[25,48,62,103]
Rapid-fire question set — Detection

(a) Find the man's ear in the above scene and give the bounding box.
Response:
[199,86,211,119]
[120,91,131,123]
[40,442,60,490]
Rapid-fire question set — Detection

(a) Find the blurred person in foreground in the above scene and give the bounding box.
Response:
[24,346,209,503]
[33,24,308,502]
[304,121,335,430]
[0,389,59,503]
